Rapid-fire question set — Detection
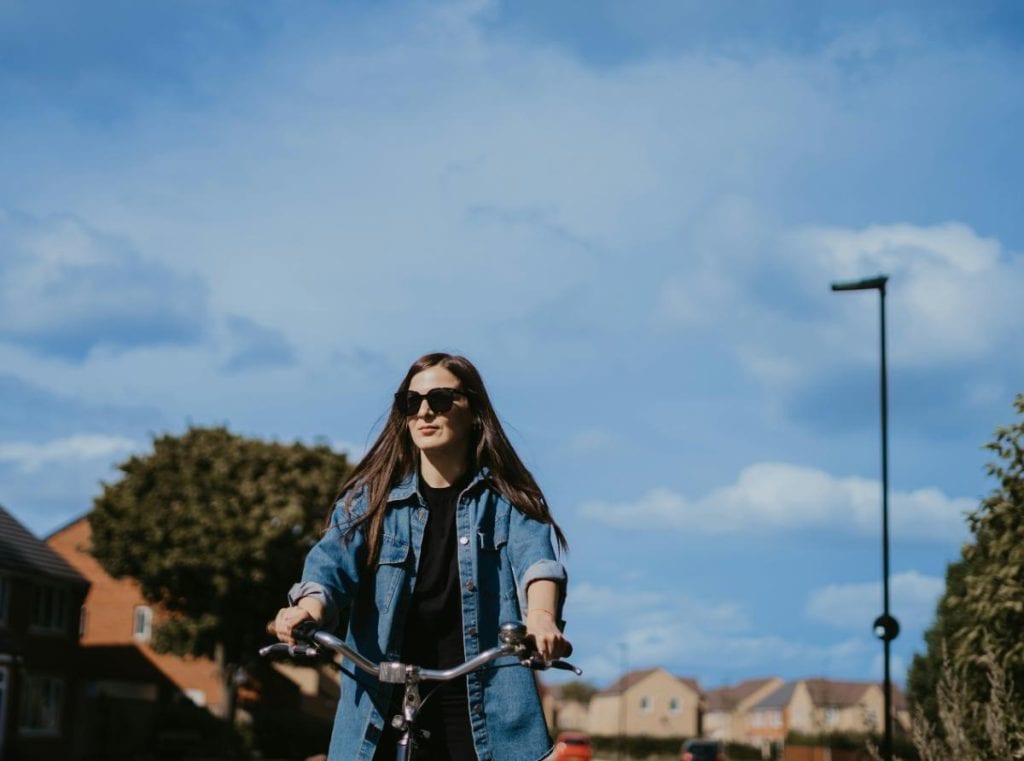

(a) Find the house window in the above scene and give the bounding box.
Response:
[825,707,839,726]
[0,576,9,626]
[133,606,153,643]
[31,584,68,634]
[639,696,651,713]
[770,710,782,727]
[669,697,680,714]
[18,674,65,736]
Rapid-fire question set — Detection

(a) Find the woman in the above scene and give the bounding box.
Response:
[274,352,570,761]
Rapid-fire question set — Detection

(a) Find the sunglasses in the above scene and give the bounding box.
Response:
[395,387,471,416]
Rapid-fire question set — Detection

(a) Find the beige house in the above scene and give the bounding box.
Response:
[703,677,784,741]
[587,668,701,738]
[747,678,910,749]
[539,683,590,733]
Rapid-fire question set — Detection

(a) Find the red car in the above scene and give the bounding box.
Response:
[553,731,593,760]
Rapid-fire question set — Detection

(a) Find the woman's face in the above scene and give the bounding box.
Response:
[405,365,474,456]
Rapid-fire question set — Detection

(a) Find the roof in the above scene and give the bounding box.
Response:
[751,681,799,710]
[751,678,904,711]
[803,678,873,707]
[676,675,702,695]
[601,668,659,695]
[600,668,701,696]
[0,504,89,586]
[705,678,779,712]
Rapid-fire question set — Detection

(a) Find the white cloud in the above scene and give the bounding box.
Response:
[796,222,1023,365]
[805,570,945,632]
[579,462,972,542]
[0,211,209,360]
[0,434,140,473]
[575,611,871,686]
[652,217,1024,396]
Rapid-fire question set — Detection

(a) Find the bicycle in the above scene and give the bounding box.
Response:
[260,620,582,761]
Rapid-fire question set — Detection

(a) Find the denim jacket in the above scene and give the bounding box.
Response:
[288,468,568,761]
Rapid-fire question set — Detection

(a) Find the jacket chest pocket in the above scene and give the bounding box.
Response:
[375,537,411,613]
[477,524,518,608]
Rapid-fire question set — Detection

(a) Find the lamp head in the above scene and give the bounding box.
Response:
[831,275,889,292]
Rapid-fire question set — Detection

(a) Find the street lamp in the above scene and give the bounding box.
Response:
[830,274,899,761]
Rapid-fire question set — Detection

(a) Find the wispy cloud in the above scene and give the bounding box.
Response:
[580,462,972,542]
[805,570,945,632]
[0,210,209,361]
[0,434,140,473]
[571,581,872,684]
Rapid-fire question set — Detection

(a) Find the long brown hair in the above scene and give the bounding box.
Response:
[334,352,568,567]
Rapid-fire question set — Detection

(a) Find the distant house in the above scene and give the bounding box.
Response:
[0,504,90,761]
[539,681,590,733]
[587,667,702,738]
[46,515,226,713]
[746,678,909,749]
[47,513,340,756]
[703,677,783,741]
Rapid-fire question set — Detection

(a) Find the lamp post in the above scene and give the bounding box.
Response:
[830,274,899,761]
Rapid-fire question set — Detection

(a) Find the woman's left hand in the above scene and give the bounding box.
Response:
[526,608,571,661]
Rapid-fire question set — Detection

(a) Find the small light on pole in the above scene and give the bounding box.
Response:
[830,273,899,761]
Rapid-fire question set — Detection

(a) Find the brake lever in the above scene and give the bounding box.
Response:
[520,655,583,676]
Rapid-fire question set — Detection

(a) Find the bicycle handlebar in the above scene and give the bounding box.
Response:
[259,620,582,679]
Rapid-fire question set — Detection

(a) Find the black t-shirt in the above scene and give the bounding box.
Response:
[383,472,476,761]
[401,473,470,668]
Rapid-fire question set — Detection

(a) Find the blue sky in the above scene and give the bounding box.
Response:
[2,0,1023,690]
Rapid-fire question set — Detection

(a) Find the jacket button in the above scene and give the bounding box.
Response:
[464,581,476,592]
[472,702,484,714]
[459,535,469,545]
[466,626,477,637]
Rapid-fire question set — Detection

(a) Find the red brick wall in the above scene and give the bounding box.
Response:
[47,518,225,714]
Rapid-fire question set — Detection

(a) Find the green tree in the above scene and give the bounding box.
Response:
[90,426,350,723]
[907,393,1024,744]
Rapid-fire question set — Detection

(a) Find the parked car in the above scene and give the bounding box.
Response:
[553,731,592,760]
[680,738,726,761]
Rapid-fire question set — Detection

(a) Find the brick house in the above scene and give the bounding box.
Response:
[47,513,340,757]
[46,515,226,712]
[587,667,702,738]
[0,504,90,761]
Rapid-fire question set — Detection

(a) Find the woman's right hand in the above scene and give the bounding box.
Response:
[274,605,315,645]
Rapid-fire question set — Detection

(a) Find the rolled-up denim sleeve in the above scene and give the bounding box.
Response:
[507,506,568,624]
[287,500,364,633]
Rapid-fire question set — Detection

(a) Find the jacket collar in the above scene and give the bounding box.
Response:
[387,465,490,503]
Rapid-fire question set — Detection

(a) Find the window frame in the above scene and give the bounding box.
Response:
[132,605,153,643]
[30,583,69,636]
[0,575,9,627]
[18,673,65,737]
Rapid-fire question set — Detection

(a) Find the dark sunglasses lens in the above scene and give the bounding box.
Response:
[399,389,459,415]
[425,388,456,413]
[400,391,422,415]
